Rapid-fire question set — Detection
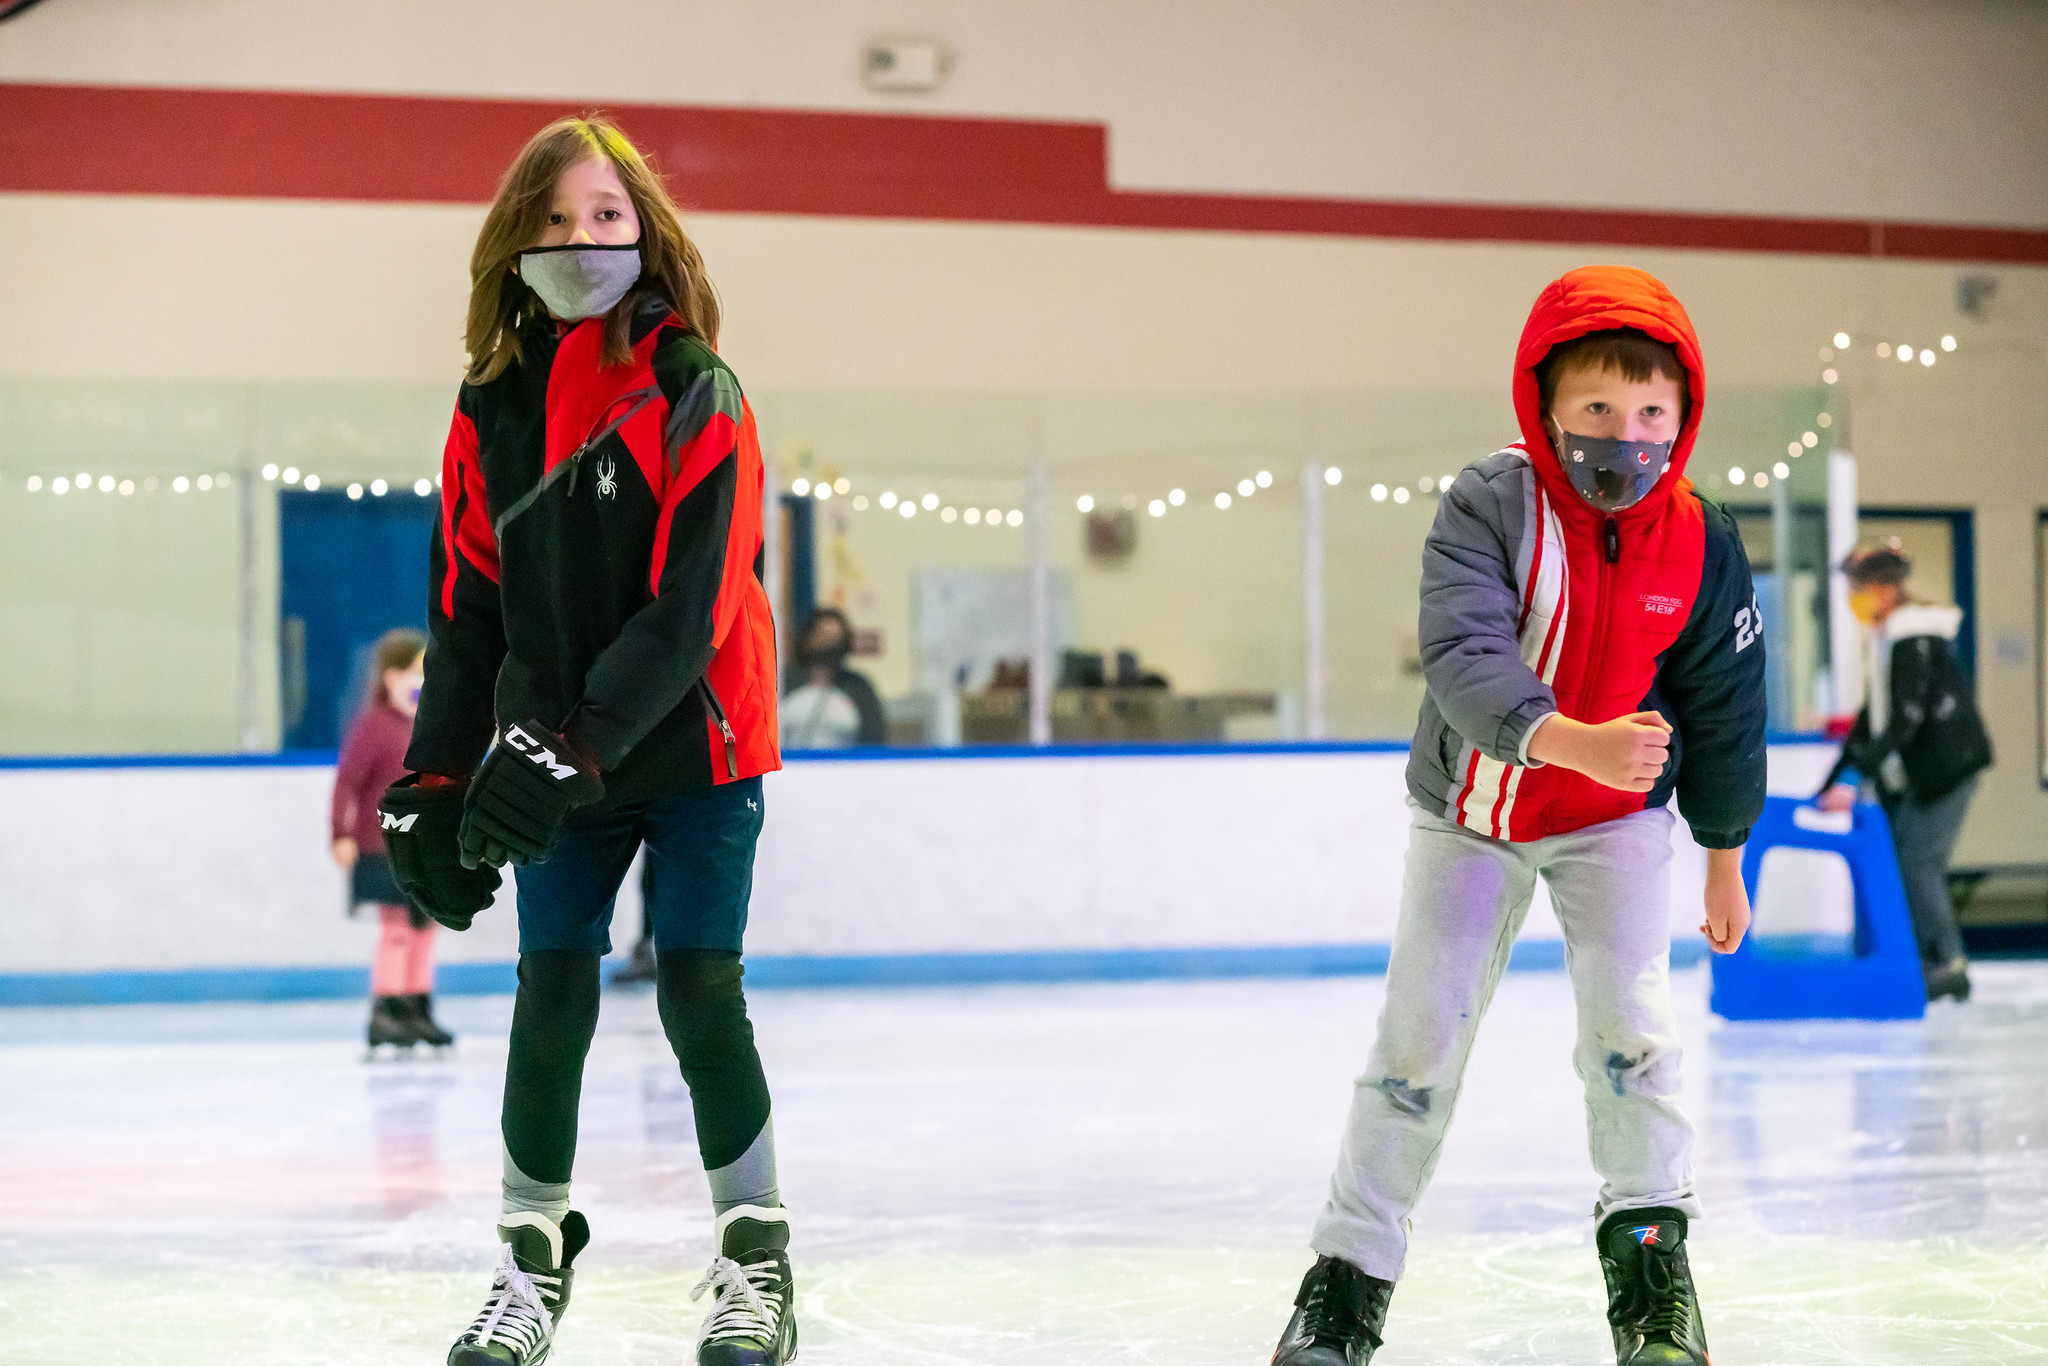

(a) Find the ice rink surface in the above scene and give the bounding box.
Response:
[3,962,2046,1365]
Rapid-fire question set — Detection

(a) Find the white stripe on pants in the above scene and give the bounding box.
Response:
[1310,801,1700,1280]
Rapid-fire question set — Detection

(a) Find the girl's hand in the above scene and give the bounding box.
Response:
[332,838,359,871]
[1701,846,1751,953]
[1816,783,1857,814]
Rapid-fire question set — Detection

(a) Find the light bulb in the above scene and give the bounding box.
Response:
[347,483,364,500]
[1822,369,1838,384]
[1256,470,1273,488]
[1876,343,1891,357]
[283,467,300,484]
[1898,346,1914,363]
[119,480,135,496]
[1168,488,1185,506]
[834,477,850,494]
[1237,478,1255,496]
[1753,472,1768,488]
[1728,467,1745,484]
[1940,335,1956,352]
[1005,509,1023,527]
[853,495,869,510]
[371,479,388,496]
[98,475,115,492]
[1802,432,1818,447]
[1419,477,1435,493]
[1774,462,1791,479]
[964,507,980,524]
[984,508,1001,525]
[1392,486,1410,504]
[1921,351,1935,367]
[815,484,832,500]
[1076,495,1095,513]
[791,478,810,496]
[1148,499,1166,517]
[173,477,190,493]
[1324,467,1342,486]
[1817,413,1832,427]
[303,475,320,490]
[899,501,915,518]
[415,479,433,496]
[262,463,280,481]
[196,475,212,492]
[921,493,938,510]
[878,491,897,509]
[1215,492,1232,509]
[26,475,42,492]
[1370,483,1388,501]
[1833,332,1851,349]
[53,477,70,494]
[941,506,957,522]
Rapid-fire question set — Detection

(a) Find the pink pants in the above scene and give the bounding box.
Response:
[370,904,437,996]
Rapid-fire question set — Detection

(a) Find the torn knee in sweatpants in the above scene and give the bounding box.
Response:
[1600,1047,1681,1099]
[1377,1076,1434,1118]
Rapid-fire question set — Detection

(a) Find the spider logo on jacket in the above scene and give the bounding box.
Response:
[594,454,619,500]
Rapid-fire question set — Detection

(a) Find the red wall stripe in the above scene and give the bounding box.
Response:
[3,82,2042,264]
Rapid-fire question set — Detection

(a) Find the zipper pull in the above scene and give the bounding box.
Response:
[1603,516,1620,564]
[718,719,738,780]
[566,445,584,498]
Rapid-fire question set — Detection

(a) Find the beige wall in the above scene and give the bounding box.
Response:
[5,0,2044,225]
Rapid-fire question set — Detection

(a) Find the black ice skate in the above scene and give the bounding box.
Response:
[449,1210,590,1366]
[692,1204,797,1365]
[404,993,457,1049]
[1597,1207,1710,1366]
[1925,957,1972,1003]
[1269,1255,1393,1365]
[365,995,418,1060]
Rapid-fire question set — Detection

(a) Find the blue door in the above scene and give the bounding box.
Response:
[279,489,439,750]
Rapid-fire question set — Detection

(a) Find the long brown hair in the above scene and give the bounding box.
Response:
[465,115,721,384]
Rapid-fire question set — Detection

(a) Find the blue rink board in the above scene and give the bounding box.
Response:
[0,939,1712,1006]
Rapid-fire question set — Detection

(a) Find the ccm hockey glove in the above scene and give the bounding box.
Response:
[377,775,502,931]
[458,720,605,869]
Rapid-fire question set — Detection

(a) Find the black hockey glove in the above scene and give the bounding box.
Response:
[377,775,502,931]
[458,719,605,869]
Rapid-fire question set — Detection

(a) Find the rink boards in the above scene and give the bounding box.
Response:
[0,742,1837,1003]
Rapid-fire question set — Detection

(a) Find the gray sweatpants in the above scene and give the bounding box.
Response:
[1311,802,1699,1281]
[1888,774,1978,967]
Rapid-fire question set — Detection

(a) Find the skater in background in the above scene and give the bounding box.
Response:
[779,606,885,749]
[331,628,453,1054]
[1270,267,1764,1366]
[1816,544,1993,1002]
[375,115,794,1366]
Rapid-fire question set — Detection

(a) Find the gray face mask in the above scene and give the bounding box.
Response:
[518,242,642,321]
[1551,425,1674,513]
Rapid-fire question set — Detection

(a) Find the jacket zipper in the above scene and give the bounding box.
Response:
[1573,514,1621,727]
[699,678,739,780]
[565,386,662,499]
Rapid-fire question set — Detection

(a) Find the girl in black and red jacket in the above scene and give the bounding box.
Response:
[378,117,791,1366]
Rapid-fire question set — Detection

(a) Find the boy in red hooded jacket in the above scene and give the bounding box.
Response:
[1270,267,1764,1366]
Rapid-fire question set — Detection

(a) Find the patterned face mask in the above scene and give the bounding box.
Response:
[1550,425,1673,512]
[517,241,642,321]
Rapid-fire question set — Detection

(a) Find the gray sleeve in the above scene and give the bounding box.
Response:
[1417,470,1557,764]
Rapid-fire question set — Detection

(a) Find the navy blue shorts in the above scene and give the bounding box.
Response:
[512,776,764,956]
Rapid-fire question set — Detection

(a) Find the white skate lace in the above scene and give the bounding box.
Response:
[691,1253,783,1346]
[462,1242,561,1357]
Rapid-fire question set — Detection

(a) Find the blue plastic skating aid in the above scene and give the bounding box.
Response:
[1709,795,1926,1021]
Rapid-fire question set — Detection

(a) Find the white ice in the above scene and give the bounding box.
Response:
[4,964,2047,1364]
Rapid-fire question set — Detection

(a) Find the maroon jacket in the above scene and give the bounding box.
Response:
[332,702,415,855]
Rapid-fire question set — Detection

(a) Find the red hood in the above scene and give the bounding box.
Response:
[1512,265,1705,525]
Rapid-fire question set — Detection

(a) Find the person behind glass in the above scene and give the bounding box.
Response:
[332,628,454,1054]
[373,116,794,1366]
[1816,546,1993,1002]
[779,607,884,749]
